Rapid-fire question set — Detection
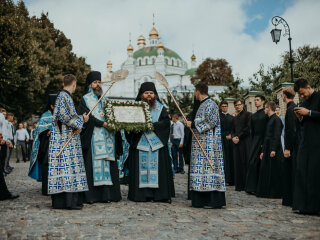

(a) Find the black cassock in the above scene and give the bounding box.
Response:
[38,130,50,195]
[232,110,251,191]
[220,111,234,185]
[125,107,175,202]
[245,108,268,194]
[78,98,123,203]
[282,101,298,206]
[184,99,200,200]
[256,113,283,198]
[293,91,320,214]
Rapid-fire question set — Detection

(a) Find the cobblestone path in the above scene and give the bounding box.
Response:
[1,161,319,239]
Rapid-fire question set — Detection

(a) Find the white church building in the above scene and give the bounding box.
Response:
[103,22,198,99]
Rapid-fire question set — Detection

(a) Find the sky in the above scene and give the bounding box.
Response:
[20,0,320,86]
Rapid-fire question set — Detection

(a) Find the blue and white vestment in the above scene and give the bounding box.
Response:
[48,90,88,194]
[190,98,226,192]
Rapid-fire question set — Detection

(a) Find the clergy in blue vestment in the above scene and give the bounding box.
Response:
[48,74,89,210]
[78,71,123,204]
[186,82,226,209]
[29,94,57,195]
[125,82,175,202]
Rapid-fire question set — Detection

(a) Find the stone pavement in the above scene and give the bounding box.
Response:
[0,161,319,240]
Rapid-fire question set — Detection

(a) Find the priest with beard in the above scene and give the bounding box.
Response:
[78,71,123,204]
[293,78,320,214]
[125,82,175,202]
[29,94,57,195]
[245,95,268,194]
[256,101,283,198]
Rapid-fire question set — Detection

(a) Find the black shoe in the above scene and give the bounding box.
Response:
[67,205,83,210]
[175,170,180,173]
[4,169,11,174]
[180,170,185,174]
[8,166,14,170]
[16,160,20,163]
[0,194,19,201]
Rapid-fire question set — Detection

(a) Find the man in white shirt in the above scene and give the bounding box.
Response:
[171,114,185,174]
[3,113,14,174]
[15,122,29,163]
[0,108,10,173]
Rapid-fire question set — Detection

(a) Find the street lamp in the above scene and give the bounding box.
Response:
[270,16,294,82]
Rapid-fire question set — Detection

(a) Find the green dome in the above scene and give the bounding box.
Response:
[185,68,197,76]
[133,46,183,60]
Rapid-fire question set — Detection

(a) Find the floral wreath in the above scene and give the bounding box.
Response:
[103,99,154,133]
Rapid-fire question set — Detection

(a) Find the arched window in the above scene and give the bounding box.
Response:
[165,58,168,65]
[152,58,155,64]
[139,59,141,66]
[146,58,148,65]
[172,59,174,66]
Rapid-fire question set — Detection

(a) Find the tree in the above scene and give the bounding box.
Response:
[161,89,194,117]
[218,75,247,100]
[0,1,91,121]
[191,58,234,86]
[249,45,320,101]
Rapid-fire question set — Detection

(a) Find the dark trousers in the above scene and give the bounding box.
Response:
[172,138,184,171]
[0,148,11,200]
[27,140,33,160]
[0,144,7,172]
[16,140,26,162]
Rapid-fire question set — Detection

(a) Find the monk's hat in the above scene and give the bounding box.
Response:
[44,93,58,113]
[86,71,101,86]
[135,82,160,101]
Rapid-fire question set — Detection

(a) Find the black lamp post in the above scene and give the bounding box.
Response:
[270,16,294,82]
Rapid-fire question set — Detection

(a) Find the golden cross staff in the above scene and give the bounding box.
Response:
[154,72,215,171]
[56,69,129,157]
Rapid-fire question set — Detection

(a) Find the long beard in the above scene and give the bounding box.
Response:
[93,88,102,96]
[142,97,156,108]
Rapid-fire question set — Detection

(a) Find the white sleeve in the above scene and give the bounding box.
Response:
[179,122,184,145]
[25,129,30,140]
[0,113,4,134]
[2,120,9,140]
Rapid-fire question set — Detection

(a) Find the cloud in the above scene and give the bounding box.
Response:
[23,0,320,86]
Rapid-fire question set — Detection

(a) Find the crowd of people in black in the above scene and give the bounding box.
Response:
[219,78,320,215]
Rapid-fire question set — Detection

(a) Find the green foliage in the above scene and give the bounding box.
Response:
[191,58,234,86]
[218,75,247,100]
[248,45,320,101]
[161,89,194,116]
[104,100,154,133]
[0,0,90,121]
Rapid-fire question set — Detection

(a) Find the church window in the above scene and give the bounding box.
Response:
[165,59,168,65]
[146,58,148,65]
[139,59,141,66]
[152,58,155,64]
[172,59,174,66]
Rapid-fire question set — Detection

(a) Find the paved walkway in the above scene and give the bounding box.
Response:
[0,161,319,240]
